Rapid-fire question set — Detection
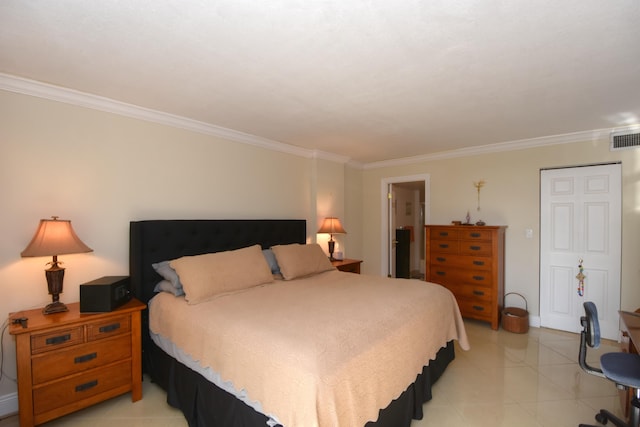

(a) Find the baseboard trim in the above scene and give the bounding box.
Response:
[0,392,18,418]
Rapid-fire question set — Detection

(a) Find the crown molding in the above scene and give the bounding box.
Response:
[312,149,351,164]
[362,128,618,169]
[0,73,316,159]
[2,73,634,169]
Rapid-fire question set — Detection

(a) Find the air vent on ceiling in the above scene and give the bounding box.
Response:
[610,129,640,151]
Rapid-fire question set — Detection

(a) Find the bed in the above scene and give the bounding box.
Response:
[129,219,469,427]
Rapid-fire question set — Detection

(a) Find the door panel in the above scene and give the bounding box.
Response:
[540,164,621,339]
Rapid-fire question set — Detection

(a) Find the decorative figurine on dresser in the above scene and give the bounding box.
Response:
[425,224,507,330]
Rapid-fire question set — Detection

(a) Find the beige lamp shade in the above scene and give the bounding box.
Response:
[317,217,347,235]
[21,217,93,258]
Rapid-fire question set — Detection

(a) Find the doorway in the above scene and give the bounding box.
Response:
[539,163,621,340]
[381,175,430,278]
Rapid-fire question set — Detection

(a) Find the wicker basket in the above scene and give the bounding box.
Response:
[502,292,529,333]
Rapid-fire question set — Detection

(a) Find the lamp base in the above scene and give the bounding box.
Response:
[43,301,68,315]
[327,239,336,262]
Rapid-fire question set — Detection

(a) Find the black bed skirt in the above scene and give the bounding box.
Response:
[146,340,455,427]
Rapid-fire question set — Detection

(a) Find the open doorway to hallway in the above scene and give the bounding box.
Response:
[381,175,429,278]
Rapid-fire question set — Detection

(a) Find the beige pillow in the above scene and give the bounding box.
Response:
[169,244,273,304]
[271,243,335,280]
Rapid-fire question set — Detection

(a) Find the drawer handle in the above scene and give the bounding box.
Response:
[74,352,97,364]
[473,275,485,281]
[470,232,481,238]
[436,257,446,262]
[472,305,485,311]
[470,245,481,251]
[46,334,71,345]
[436,271,446,276]
[75,380,98,392]
[99,323,121,333]
[438,231,449,236]
[473,260,485,266]
[438,244,449,249]
[473,290,485,296]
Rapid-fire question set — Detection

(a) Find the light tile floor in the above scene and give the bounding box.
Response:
[0,320,623,427]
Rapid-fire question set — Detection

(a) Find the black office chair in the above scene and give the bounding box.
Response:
[579,301,640,427]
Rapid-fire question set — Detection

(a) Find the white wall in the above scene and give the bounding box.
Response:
[360,140,640,322]
[0,89,332,401]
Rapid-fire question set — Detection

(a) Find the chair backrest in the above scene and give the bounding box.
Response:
[583,301,601,348]
[579,301,604,377]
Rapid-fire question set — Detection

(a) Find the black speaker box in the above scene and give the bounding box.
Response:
[80,276,131,313]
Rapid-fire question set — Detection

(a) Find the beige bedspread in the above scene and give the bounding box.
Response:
[150,270,469,427]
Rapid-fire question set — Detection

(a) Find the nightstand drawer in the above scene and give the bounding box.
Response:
[33,360,132,415]
[31,327,84,355]
[32,334,132,384]
[338,263,360,273]
[87,315,130,341]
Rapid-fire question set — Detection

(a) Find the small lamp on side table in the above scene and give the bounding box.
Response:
[21,216,93,314]
[317,217,346,261]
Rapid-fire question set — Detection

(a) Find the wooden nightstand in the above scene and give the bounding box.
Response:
[9,298,146,427]
[332,258,363,274]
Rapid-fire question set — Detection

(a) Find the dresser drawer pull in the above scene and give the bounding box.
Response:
[472,305,485,311]
[438,231,449,236]
[436,257,446,262]
[46,334,71,345]
[74,352,97,364]
[473,260,485,266]
[99,323,121,333]
[470,245,481,251]
[473,275,485,281]
[436,271,446,276]
[473,290,485,296]
[75,380,98,392]
[470,232,481,237]
[438,244,449,249]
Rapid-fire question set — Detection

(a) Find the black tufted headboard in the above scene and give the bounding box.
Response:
[129,219,306,370]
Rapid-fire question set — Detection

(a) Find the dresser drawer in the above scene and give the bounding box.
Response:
[459,229,493,240]
[459,270,494,287]
[32,334,132,384]
[429,253,493,271]
[459,240,493,256]
[87,315,130,341]
[428,266,493,285]
[33,360,132,416]
[430,240,459,254]
[31,327,84,355]
[438,281,492,301]
[456,283,493,301]
[457,299,493,320]
[429,228,459,240]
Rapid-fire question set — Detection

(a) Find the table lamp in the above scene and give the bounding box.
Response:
[21,216,93,314]
[317,217,346,261]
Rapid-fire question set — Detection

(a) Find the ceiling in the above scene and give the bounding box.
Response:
[1,1,639,164]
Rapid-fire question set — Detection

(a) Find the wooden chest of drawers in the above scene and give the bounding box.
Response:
[425,225,506,330]
[9,299,146,426]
